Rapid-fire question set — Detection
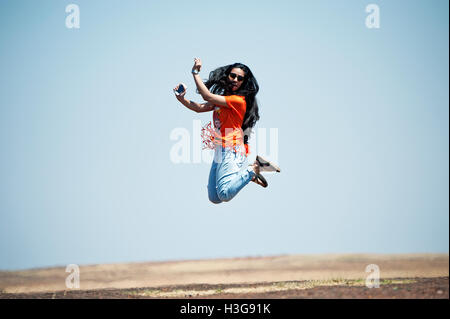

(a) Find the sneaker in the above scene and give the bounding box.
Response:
[256,155,281,173]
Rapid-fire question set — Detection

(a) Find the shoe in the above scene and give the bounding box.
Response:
[256,155,281,173]
[252,173,268,188]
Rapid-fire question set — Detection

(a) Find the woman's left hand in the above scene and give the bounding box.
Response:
[192,58,202,73]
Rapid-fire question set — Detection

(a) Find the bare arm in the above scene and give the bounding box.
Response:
[173,84,214,113]
[192,58,228,107]
[178,97,215,113]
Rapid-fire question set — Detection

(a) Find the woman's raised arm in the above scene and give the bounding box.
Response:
[192,58,228,107]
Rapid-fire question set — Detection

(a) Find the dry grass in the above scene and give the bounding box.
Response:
[0,253,447,294]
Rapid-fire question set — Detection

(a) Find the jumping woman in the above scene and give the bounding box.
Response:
[174,58,280,204]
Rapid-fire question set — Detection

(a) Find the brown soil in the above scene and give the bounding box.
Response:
[1,254,448,299]
[1,277,448,299]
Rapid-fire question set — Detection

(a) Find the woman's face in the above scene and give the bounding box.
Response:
[228,68,246,91]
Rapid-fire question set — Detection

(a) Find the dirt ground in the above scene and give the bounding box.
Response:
[0,254,448,299]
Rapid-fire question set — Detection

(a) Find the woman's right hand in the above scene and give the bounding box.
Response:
[173,84,186,100]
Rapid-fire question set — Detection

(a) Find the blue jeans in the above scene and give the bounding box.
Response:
[207,145,256,204]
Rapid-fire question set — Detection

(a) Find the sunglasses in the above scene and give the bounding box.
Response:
[229,73,245,81]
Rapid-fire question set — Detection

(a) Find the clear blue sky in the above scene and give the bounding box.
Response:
[0,0,448,270]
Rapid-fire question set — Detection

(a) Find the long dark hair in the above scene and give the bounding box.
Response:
[202,63,260,145]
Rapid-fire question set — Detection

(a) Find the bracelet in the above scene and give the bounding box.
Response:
[192,69,199,75]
